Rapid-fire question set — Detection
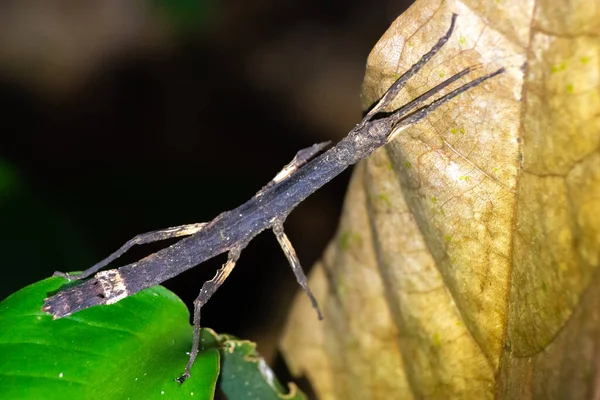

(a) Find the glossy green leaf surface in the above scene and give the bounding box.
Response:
[0,277,219,400]
[218,334,306,400]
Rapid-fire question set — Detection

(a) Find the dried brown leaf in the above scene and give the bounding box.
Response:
[281,0,600,398]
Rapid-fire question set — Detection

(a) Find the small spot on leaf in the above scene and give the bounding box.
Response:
[340,231,351,250]
[340,231,362,250]
[566,83,574,93]
[551,61,567,74]
[379,194,391,206]
[505,337,512,352]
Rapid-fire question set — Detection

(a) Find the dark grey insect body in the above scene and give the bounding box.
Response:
[42,13,504,383]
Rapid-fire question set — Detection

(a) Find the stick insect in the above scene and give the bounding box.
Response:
[43,13,504,383]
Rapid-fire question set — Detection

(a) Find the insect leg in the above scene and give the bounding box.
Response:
[272,220,323,320]
[256,141,331,196]
[54,222,207,281]
[270,142,330,185]
[177,246,242,384]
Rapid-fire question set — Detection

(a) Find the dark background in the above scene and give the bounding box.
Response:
[0,0,413,385]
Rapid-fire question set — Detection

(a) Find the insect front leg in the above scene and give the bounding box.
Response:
[256,141,330,197]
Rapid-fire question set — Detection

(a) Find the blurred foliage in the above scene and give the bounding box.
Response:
[0,0,214,94]
[151,0,215,33]
[0,160,93,300]
[0,160,19,198]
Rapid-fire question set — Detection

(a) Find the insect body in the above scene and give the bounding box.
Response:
[43,13,504,383]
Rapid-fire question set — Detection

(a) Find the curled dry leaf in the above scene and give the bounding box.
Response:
[281,0,600,398]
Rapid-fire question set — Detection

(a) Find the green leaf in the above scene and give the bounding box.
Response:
[0,277,219,400]
[218,335,306,400]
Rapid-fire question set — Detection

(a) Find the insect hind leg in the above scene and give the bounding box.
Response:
[53,222,206,281]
